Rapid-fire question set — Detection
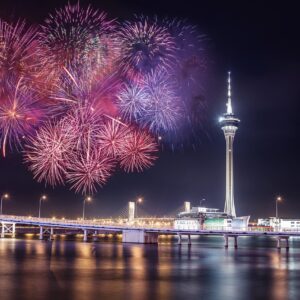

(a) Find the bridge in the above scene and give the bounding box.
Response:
[1,214,300,249]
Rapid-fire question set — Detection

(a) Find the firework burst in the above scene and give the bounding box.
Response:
[97,118,129,157]
[119,129,158,172]
[0,79,45,157]
[117,83,147,122]
[24,122,70,186]
[39,3,117,73]
[140,71,183,134]
[66,147,114,195]
[0,20,39,92]
[117,17,176,77]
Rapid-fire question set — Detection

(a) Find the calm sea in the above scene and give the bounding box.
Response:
[1,235,300,300]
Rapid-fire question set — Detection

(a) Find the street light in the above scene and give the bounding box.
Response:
[39,195,47,218]
[82,196,92,220]
[0,193,9,215]
[276,196,282,230]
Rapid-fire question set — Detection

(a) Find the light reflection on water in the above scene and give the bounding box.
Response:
[1,236,300,300]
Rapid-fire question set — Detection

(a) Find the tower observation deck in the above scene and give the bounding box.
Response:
[219,71,240,217]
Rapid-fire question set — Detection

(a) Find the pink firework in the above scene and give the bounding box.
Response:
[66,147,114,195]
[24,122,70,186]
[97,118,129,157]
[119,129,158,172]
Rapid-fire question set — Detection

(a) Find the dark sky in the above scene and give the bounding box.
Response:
[0,0,299,220]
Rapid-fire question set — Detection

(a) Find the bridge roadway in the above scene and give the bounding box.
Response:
[0,214,299,248]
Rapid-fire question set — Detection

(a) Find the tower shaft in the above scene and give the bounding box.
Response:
[224,130,237,217]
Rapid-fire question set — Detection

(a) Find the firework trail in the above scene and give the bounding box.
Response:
[0,79,45,157]
[119,129,158,172]
[24,121,70,186]
[116,17,176,78]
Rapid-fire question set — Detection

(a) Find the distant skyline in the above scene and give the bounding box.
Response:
[0,0,299,219]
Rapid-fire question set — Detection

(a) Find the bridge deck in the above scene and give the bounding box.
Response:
[1,214,300,237]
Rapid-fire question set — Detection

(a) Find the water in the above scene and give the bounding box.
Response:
[1,236,300,300]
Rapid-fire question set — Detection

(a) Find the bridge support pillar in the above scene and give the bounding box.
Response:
[224,235,228,248]
[188,234,191,245]
[234,236,238,248]
[277,236,289,250]
[39,226,43,240]
[177,234,182,245]
[83,229,88,242]
[1,222,16,238]
[50,227,54,240]
[122,230,158,244]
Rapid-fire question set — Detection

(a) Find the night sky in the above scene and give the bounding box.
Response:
[0,0,299,220]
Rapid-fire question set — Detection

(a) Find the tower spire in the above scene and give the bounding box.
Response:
[227,71,233,114]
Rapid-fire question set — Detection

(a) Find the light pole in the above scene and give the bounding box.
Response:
[0,193,9,215]
[39,195,47,218]
[276,196,282,230]
[83,196,92,220]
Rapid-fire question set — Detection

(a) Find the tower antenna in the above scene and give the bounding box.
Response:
[227,71,233,114]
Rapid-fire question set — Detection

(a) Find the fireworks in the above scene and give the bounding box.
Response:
[0,4,207,194]
[117,17,176,77]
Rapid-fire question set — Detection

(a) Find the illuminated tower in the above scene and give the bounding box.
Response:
[219,71,240,217]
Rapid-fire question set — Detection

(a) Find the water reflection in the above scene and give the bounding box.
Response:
[1,236,300,300]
